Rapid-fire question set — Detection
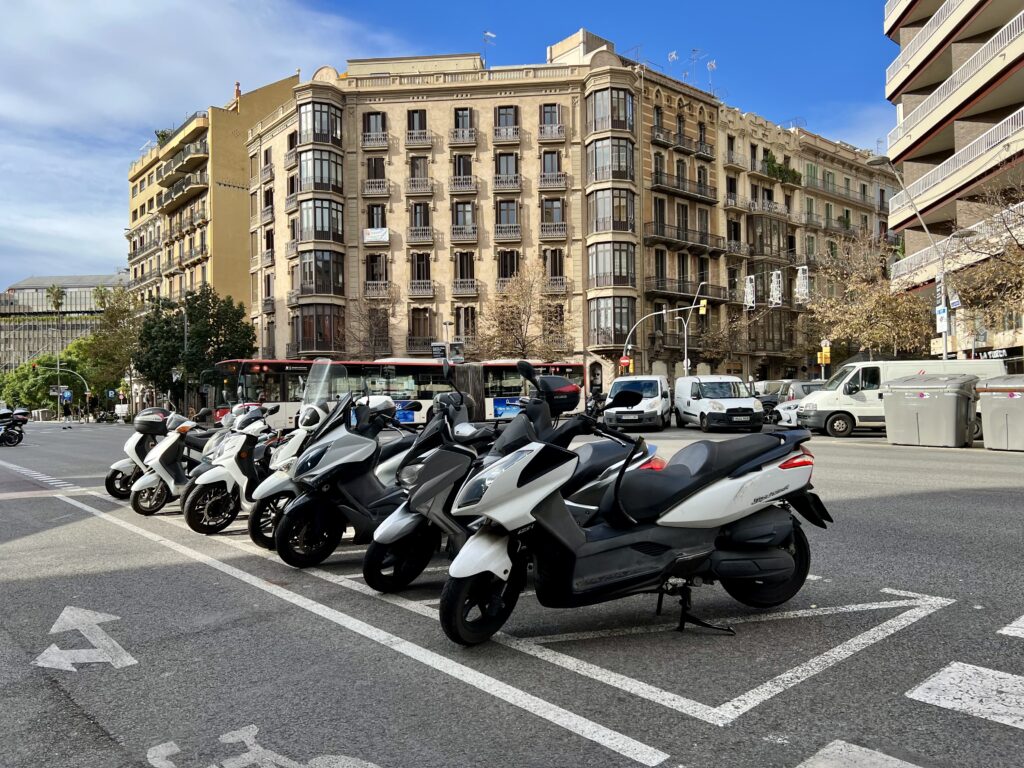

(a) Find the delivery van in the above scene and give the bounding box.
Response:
[673,375,765,432]
[797,358,1007,437]
[602,374,672,431]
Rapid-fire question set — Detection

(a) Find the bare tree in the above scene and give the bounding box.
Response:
[471,263,572,360]
[348,284,400,359]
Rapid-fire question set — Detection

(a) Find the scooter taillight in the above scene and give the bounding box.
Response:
[639,455,667,471]
[779,445,814,470]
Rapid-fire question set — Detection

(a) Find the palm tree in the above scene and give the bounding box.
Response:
[46,284,66,410]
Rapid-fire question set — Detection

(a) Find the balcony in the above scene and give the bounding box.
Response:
[650,172,717,203]
[727,240,751,256]
[538,124,565,142]
[587,165,634,184]
[452,278,479,296]
[165,260,183,276]
[451,224,477,242]
[538,171,567,190]
[181,244,208,267]
[539,221,567,240]
[405,177,433,196]
[260,165,273,184]
[587,117,634,135]
[800,212,823,228]
[405,129,432,149]
[297,129,343,148]
[406,336,433,354]
[157,172,209,213]
[493,125,520,144]
[588,273,636,289]
[493,174,521,192]
[590,217,635,234]
[495,277,514,293]
[725,195,789,217]
[643,223,725,252]
[362,178,390,197]
[361,131,389,150]
[408,280,434,298]
[588,329,630,347]
[453,334,475,346]
[284,149,297,170]
[823,217,860,237]
[748,244,796,263]
[644,277,728,300]
[723,151,747,170]
[885,0,974,98]
[299,226,344,245]
[694,140,715,160]
[449,127,477,146]
[261,249,274,268]
[651,126,674,147]
[286,239,298,257]
[364,280,392,298]
[298,178,344,196]
[261,205,274,225]
[449,176,477,194]
[288,339,346,357]
[407,226,433,244]
[157,139,209,186]
[543,276,567,294]
[262,297,275,314]
[494,223,521,241]
[803,176,873,206]
[285,193,298,213]
[290,284,346,302]
[363,228,390,245]
[286,290,299,307]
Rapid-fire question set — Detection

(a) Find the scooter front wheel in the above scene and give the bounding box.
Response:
[362,527,440,593]
[130,482,169,516]
[274,512,344,568]
[720,524,810,608]
[439,564,526,646]
[248,492,293,550]
[183,482,239,534]
[104,468,135,500]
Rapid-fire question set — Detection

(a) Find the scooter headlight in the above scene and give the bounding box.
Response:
[454,449,531,511]
[709,400,726,412]
[397,462,426,489]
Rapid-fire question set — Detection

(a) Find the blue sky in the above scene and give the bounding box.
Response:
[0,0,897,290]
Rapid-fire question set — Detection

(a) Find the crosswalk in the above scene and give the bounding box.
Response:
[0,458,83,492]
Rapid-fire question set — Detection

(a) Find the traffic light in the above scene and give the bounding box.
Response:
[31,363,37,372]
[822,347,831,364]
[698,299,708,316]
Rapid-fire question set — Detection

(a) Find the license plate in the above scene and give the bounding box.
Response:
[732,416,750,422]
[619,414,639,421]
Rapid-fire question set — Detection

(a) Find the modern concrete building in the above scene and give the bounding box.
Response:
[0,274,125,373]
[182,29,892,382]
[885,0,1024,368]
[126,75,299,310]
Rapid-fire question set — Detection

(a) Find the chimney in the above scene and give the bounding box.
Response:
[234,81,241,101]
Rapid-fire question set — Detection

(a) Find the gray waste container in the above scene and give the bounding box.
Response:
[881,374,979,448]
[977,375,1024,451]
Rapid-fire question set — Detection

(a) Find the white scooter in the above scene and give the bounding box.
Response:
[105,407,173,499]
[129,410,216,515]
[437,361,833,646]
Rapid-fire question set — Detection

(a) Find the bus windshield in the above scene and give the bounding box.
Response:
[823,365,855,391]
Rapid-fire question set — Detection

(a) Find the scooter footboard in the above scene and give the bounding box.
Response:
[449,530,513,580]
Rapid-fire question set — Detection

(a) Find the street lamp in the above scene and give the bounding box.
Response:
[442,320,454,344]
[621,281,708,370]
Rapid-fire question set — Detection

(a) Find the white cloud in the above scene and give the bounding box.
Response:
[0,0,412,288]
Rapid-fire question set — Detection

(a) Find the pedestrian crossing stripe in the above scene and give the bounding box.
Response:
[906,662,1024,731]
[796,740,923,767]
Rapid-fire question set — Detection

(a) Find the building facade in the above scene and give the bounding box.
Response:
[240,30,894,382]
[0,274,125,373]
[885,0,1024,368]
[126,75,299,311]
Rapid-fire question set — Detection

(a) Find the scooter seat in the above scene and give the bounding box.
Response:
[380,433,418,462]
[183,430,216,450]
[600,434,782,528]
[562,441,632,497]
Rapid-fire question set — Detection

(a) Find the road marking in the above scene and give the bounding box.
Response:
[58,495,669,767]
[796,740,923,767]
[905,661,1024,731]
[0,459,84,493]
[999,614,1024,640]
[33,606,137,672]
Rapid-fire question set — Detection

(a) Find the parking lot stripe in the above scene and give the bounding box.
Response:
[905,662,1024,731]
[796,740,923,767]
[998,614,1024,640]
[57,495,670,767]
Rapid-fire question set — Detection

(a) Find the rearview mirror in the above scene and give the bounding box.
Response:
[516,359,537,382]
[661,391,669,399]
[266,404,281,416]
[605,390,643,410]
[405,401,423,412]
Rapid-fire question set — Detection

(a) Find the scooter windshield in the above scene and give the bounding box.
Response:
[302,358,351,409]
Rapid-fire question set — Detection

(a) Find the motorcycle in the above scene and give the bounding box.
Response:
[105,407,172,499]
[365,364,660,593]
[128,408,218,515]
[436,360,833,646]
[0,407,29,447]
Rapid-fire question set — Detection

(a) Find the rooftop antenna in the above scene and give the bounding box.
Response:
[483,30,496,46]
[706,58,717,91]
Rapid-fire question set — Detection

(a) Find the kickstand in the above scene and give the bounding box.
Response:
[675,586,735,636]
[656,591,665,616]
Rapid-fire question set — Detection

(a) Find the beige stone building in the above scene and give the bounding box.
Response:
[885,0,1024,369]
[126,75,299,310]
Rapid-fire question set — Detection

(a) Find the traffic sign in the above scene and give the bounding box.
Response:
[62,389,73,403]
[936,305,949,334]
[107,389,116,399]
[431,342,447,360]
[619,356,631,366]
[949,287,962,310]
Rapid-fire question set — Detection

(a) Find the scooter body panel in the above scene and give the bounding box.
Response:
[110,458,137,475]
[142,431,190,495]
[195,464,236,490]
[252,469,297,501]
[130,470,163,492]
[372,502,421,544]
[449,530,513,580]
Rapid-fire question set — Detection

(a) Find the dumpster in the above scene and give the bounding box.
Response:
[977,375,1024,451]
[881,374,979,448]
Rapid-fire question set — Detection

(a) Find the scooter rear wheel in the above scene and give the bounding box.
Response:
[248,492,293,550]
[104,468,135,500]
[130,482,169,516]
[720,524,810,608]
[183,482,239,534]
[362,527,440,593]
[439,563,526,646]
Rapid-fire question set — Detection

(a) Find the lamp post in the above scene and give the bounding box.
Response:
[621,282,708,372]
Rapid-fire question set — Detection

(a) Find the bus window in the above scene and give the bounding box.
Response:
[284,371,306,402]
[484,368,523,398]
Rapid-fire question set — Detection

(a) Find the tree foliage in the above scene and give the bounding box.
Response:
[83,286,142,393]
[0,338,91,410]
[470,263,571,360]
[133,285,255,395]
[809,237,932,357]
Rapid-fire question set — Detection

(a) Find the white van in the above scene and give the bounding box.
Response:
[673,375,765,432]
[797,358,1007,437]
[602,375,672,431]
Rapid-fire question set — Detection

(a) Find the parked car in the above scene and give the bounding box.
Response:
[767,380,826,424]
[602,374,672,431]
[755,379,793,422]
[673,375,764,432]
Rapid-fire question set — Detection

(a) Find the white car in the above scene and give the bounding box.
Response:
[774,399,802,427]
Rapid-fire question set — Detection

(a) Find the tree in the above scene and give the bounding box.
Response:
[0,338,91,410]
[470,263,571,360]
[348,284,399,359]
[809,237,932,357]
[83,286,142,395]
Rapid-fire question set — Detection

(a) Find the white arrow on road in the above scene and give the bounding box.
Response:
[32,606,137,672]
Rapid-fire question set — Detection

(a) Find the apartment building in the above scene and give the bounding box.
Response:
[242,29,895,382]
[0,274,124,373]
[885,0,1024,368]
[126,75,299,311]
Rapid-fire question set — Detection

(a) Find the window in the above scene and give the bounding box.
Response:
[454,107,472,129]
[587,189,635,232]
[498,250,519,278]
[367,204,386,228]
[298,102,342,144]
[299,199,343,241]
[542,198,563,223]
[263,147,272,167]
[541,104,560,125]
[264,228,274,251]
[453,202,474,225]
[542,151,560,173]
[588,242,635,286]
[263,187,273,210]
[407,109,426,131]
[363,111,386,134]
[653,105,663,128]
[586,137,634,181]
[495,105,518,127]
[453,154,473,176]
[454,251,475,280]
[675,202,688,230]
[410,156,428,179]
[805,235,816,256]
[409,307,432,338]
[365,253,388,282]
[585,88,634,132]
[544,248,564,277]
[293,304,345,351]
[496,153,518,175]
[698,122,706,142]
[697,165,709,188]
[132,183,138,197]
[497,200,517,225]
[411,202,430,227]
[411,252,431,281]
[858,367,881,391]
[454,305,477,337]
[298,250,344,295]
[653,303,666,333]
[299,149,342,192]
[366,156,385,180]
[139,178,146,192]
[588,297,636,344]
[654,249,666,281]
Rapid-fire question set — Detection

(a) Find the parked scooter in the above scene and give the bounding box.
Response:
[182,405,282,534]
[105,407,172,499]
[436,360,833,645]
[365,364,660,593]
[0,407,29,447]
[128,408,216,515]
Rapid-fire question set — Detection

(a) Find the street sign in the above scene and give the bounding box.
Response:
[935,272,946,308]
[430,342,447,360]
[936,305,949,334]
[949,287,962,310]
[448,342,465,364]
[62,389,73,403]
[619,356,631,366]
[107,389,116,399]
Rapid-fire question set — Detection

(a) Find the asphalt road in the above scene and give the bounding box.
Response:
[1,421,1023,767]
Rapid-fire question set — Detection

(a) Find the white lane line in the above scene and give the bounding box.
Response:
[906,662,1024,731]
[60,495,669,767]
[998,614,1024,640]
[796,740,923,767]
